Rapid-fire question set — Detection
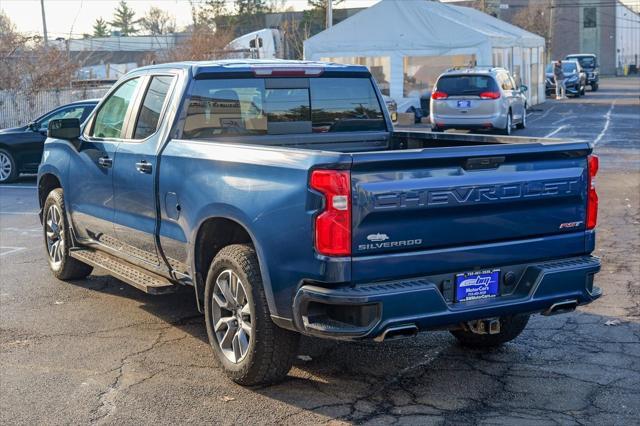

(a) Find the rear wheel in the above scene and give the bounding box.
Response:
[0,149,18,183]
[450,314,530,348]
[43,188,93,280]
[500,112,512,135]
[204,244,299,386]
[516,107,527,129]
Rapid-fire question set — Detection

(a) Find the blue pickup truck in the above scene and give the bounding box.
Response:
[38,60,601,385]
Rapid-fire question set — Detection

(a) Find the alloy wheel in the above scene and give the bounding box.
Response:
[0,151,12,182]
[45,204,64,267]
[211,269,252,363]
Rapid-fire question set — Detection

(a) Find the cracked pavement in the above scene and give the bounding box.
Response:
[1,77,639,425]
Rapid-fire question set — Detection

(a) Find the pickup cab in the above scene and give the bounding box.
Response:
[38,60,602,386]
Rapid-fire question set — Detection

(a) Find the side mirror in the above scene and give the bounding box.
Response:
[28,121,38,131]
[48,118,81,140]
[520,85,528,93]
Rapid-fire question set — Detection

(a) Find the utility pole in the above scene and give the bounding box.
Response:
[326,0,333,29]
[548,0,555,61]
[40,0,48,45]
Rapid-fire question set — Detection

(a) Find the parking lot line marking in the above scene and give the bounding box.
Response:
[0,211,38,215]
[0,246,27,257]
[0,186,38,189]
[545,125,569,138]
[594,101,616,145]
[528,105,556,123]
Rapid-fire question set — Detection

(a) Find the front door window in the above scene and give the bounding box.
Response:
[91,78,140,139]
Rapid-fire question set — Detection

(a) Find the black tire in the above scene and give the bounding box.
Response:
[591,83,599,92]
[450,314,530,348]
[204,244,299,386]
[43,188,93,280]
[516,106,527,129]
[500,111,513,135]
[0,148,18,184]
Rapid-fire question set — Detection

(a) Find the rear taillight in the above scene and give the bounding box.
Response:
[432,91,448,100]
[479,91,501,99]
[310,170,351,256]
[586,155,599,230]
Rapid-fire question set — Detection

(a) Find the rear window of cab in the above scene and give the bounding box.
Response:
[182,77,386,138]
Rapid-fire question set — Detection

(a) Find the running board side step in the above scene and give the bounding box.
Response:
[70,248,178,295]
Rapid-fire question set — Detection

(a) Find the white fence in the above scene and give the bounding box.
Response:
[0,88,109,129]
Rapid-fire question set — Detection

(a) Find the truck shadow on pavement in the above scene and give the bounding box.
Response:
[73,274,640,424]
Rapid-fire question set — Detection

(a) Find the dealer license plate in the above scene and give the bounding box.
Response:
[455,269,500,302]
[457,100,471,108]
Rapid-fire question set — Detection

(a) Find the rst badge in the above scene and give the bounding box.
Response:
[559,221,583,229]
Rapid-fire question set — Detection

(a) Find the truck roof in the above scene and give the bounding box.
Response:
[135,59,369,77]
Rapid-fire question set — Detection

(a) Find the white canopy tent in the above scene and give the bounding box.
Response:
[304,0,546,112]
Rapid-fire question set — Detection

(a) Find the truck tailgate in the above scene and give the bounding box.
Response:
[350,142,591,262]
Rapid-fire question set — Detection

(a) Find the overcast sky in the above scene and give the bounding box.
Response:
[0,0,382,37]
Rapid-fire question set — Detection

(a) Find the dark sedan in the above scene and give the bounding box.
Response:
[0,99,98,183]
[566,54,599,91]
[545,61,587,98]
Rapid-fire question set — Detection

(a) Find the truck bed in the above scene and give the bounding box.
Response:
[193,129,587,153]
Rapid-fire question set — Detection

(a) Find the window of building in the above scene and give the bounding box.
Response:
[584,7,597,28]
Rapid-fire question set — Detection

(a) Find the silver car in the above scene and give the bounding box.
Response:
[430,67,527,135]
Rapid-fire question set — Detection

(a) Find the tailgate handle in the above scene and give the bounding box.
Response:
[464,156,505,170]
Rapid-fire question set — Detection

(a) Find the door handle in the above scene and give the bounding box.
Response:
[97,156,112,168]
[135,160,152,174]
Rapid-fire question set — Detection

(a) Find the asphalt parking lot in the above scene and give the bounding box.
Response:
[1,77,639,425]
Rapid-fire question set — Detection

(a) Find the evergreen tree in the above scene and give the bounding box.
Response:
[92,17,110,37]
[235,0,269,16]
[109,0,139,36]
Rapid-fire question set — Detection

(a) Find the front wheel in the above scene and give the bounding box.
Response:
[450,314,530,348]
[0,149,18,183]
[204,244,299,386]
[43,188,93,280]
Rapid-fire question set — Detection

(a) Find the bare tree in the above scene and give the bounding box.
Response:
[161,27,236,62]
[280,18,312,60]
[1,12,77,91]
[140,7,176,35]
[512,1,552,54]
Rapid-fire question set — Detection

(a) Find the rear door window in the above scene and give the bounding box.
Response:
[182,77,385,139]
[435,75,498,96]
[132,75,175,140]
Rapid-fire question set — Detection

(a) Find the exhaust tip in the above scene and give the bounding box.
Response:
[375,325,418,342]
[543,300,578,316]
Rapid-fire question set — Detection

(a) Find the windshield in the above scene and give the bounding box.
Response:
[568,56,596,68]
[434,75,499,96]
[182,77,386,138]
[546,63,578,74]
